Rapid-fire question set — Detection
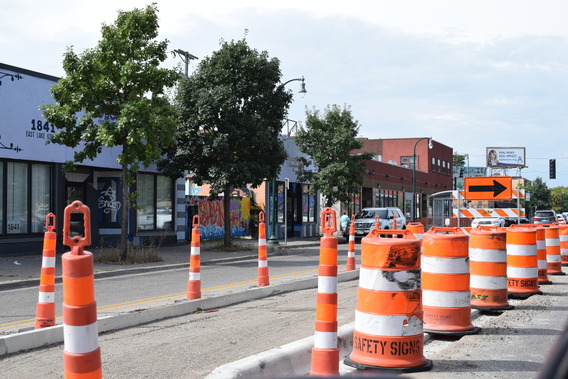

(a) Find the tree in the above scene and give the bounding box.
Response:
[525,177,551,217]
[159,38,291,246]
[550,186,568,213]
[453,152,467,167]
[41,4,179,260]
[294,104,373,208]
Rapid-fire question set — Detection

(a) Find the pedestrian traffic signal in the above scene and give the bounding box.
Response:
[550,159,556,179]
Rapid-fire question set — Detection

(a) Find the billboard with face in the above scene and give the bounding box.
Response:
[486,147,526,168]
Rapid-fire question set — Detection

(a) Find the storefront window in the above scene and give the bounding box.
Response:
[97,177,122,226]
[156,176,172,230]
[31,164,51,233]
[137,174,154,230]
[7,162,28,234]
[137,173,173,231]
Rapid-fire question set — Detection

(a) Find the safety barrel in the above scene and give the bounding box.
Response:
[535,226,552,285]
[469,227,513,311]
[346,214,356,271]
[559,224,568,266]
[310,208,340,376]
[421,227,479,336]
[35,213,58,329]
[345,225,432,372]
[506,226,540,299]
[406,222,424,240]
[187,215,202,300]
[62,201,102,378]
[545,225,565,276]
[257,212,269,287]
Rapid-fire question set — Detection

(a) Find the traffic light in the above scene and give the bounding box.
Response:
[550,159,556,179]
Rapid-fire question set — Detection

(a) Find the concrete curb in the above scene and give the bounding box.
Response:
[206,323,355,378]
[0,269,359,357]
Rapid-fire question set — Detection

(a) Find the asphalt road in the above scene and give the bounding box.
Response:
[0,247,328,333]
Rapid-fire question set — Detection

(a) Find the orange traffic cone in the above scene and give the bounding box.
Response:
[258,212,269,287]
[469,226,513,311]
[35,213,57,329]
[506,226,541,299]
[422,227,479,336]
[345,215,356,271]
[187,215,202,300]
[310,208,340,376]
[345,225,432,372]
[62,201,102,378]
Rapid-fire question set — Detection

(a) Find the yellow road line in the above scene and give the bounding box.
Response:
[0,266,322,331]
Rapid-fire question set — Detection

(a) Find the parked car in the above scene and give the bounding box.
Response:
[533,210,558,224]
[344,207,407,238]
[502,217,530,226]
[471,217,506,228]
[558,215,566,223]
[562,212,568,223]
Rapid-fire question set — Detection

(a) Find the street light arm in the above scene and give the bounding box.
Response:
[411,137,433,222]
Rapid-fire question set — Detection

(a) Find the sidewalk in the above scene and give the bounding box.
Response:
[0,237,322,289]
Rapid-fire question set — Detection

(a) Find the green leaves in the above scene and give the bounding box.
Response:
[295,104,371,207]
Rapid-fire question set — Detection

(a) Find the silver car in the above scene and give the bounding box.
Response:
[346,207,407,238]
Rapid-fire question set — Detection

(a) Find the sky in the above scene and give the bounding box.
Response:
[3,0,568,187]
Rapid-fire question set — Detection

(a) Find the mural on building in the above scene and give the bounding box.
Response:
[194,196,251,239]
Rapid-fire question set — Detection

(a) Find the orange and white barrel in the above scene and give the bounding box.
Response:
[62,201,102,378]
[187,215,202,300]
[310,208,340,376]
[257,212,269,287]
[469,227,513,311]
[346,214,356,271]
[421,227,479,336]
[506,226,540,299]
[345,227,432,372]
[35,213,57,329]
[406,222,424,240]
[559,224,568,266]
[535,226,551,285]
[545,225,565,276]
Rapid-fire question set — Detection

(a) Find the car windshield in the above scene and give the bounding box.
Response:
[356,209,388,219]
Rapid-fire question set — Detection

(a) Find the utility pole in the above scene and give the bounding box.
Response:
[172,49,198,77]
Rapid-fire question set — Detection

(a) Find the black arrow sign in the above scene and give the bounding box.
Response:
[469,180,508,197]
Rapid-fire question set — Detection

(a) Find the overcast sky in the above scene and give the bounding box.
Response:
[3,0,568,187]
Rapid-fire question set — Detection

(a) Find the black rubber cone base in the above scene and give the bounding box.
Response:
[539,280,553,285]
[472,304,515,312]
[549,271,566,276]
[344,356,433,373]
[508,291,543,299]
[424,326,481,337]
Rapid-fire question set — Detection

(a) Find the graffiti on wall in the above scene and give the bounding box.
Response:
[194,196,251,239]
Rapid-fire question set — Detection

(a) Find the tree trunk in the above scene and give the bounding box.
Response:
[119,162,129,262]
[223,188,232,247]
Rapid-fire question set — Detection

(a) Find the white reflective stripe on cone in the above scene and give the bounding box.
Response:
[469,248,506,262]
[258,239,266,246]
[38,292,55,303]
[421,256,469,274]
[470,275,507,289]
[422,289,471,307]
[189,272,200,280]
[506,244,537,256]
[547,255,562,263]
[349,235,355,242]
[63,322,99,354]
[258,260,268,267]
[354,311,423,336]
[507,266,538,278]
[314,331,337,349]
[359,267,420,291]
[347,251,355,258]
[42,256,56,267]
[317,276,337,294]
[191,247,200,255]
[545,238,560,247]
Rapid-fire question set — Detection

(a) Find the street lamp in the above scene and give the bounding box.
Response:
[412,137,433,222]
[267,77,307,245]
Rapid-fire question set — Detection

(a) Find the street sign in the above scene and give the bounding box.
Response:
[463,176,513,200]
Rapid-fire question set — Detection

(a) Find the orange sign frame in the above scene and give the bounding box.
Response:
[463,177,512,200]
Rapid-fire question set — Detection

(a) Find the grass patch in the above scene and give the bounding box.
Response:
[94,244,163,265]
